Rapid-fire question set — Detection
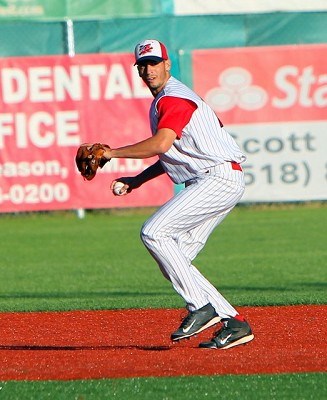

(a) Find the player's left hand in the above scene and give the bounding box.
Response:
[111,176,140,194]
[75,143,111,180]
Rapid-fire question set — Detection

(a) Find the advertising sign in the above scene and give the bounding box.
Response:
[0,0,157,19]
[193,44,327,201]
[0,0,63,18]
[0,53,173,213]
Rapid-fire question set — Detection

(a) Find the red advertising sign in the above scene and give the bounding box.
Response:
[193,44,327,124]
[192,44,327,202]
[0,53,173,213]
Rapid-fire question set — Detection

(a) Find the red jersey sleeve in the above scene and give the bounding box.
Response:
[156,96,197,139]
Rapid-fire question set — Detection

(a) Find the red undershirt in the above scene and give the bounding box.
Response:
[156,96,197,139]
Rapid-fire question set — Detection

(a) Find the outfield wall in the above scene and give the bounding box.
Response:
[0,3,326,212]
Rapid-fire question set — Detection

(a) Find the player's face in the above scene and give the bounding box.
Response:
[137,59,171,96]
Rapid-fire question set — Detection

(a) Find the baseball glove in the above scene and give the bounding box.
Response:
[75,142,110,181]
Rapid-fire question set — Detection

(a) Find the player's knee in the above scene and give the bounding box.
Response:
[140,221,158,249]
[140,223,151,247]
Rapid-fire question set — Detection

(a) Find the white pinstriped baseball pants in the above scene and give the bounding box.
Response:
[140,162,245,319]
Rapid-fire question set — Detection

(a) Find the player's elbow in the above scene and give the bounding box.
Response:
[154,128,176,154]
[156,141,172,154]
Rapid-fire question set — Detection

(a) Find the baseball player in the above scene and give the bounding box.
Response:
[103,39,254,349]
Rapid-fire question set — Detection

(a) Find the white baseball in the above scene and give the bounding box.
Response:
[113,181,125,196]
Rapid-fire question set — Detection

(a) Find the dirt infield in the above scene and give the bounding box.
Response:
[0,305,326,380]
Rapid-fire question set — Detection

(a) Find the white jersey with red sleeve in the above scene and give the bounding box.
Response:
[149,76,246,184]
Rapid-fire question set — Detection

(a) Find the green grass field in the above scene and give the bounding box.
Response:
[0,203,326,399]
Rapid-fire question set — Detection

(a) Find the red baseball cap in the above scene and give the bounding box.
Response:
[134,39,168,65]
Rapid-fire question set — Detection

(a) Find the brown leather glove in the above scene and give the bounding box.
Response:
[75,143,110,181]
